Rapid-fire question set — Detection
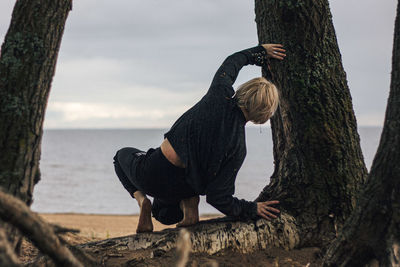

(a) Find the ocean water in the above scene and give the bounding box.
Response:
[30,126,382,215]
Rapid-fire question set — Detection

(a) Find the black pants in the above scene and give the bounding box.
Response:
[113,147,197,225]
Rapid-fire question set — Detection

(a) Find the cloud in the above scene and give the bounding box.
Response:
[1,0,397,128]
[45,73,202,128]
[51,57,205,101]
[330,0,396,122]
[355,112,385,127]
[48,101,188,121]
[45,101,190,128]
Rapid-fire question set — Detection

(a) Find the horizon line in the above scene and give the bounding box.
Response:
[42,125,383,130]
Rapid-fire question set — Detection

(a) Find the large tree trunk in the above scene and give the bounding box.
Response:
[254,0,368,247]
[0,0,72,246]
[323,1,400,266]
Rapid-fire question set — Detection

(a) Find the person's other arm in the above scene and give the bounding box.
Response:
[207,44,286,97]
[204,165,280,220]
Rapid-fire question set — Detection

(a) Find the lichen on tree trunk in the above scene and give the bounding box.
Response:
[254,0,368,247]
[0,0,72,248]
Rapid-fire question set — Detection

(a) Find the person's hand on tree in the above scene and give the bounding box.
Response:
[261,44,286,60]
[256,200,280,220]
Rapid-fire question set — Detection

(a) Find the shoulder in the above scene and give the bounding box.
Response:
[202,89,235,108]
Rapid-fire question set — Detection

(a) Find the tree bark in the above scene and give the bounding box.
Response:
[323,1,400,266]
[0,0,72,248]
[254,0,368,247]
[0,0,72,204]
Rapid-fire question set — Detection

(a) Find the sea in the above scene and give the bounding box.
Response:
[30,126,383,215]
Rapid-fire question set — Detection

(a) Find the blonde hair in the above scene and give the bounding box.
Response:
[235,77,279,124]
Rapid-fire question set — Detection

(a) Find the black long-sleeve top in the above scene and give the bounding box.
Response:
[164,46,269,220]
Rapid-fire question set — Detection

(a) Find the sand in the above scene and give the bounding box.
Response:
[39,213,221,240]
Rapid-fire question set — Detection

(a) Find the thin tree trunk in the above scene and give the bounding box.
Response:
[254,0,368,247]
[323,1,400,265]
[0,0,72,247]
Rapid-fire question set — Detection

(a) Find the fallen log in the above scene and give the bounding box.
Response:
[78,213,299,260]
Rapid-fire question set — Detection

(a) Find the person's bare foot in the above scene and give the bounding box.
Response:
[136,198,153,233]
[177,196,200,227]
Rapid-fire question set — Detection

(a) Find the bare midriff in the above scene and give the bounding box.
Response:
[160,138,186,168]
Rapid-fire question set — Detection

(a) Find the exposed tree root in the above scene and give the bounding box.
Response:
[0,228,21,267]
[0,189,94,267]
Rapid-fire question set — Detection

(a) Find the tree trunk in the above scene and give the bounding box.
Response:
[254,0,368,247]
[0,0,72,203]
[323,1,400,266]
[0,0,72,246]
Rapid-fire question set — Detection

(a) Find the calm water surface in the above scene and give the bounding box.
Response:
[31,126,382,215]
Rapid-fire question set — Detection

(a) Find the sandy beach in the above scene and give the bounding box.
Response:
[39,213,221,240]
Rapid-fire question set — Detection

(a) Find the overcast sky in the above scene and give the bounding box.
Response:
[0,0,397,128]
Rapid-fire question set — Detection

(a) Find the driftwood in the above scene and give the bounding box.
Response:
[23,209,300,266]
[0,190,86,267]
[78,213,299,262]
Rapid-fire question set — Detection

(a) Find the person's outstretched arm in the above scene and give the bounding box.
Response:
[207,44,285,98]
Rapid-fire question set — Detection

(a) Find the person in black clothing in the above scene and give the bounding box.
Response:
[113,44,285,233]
